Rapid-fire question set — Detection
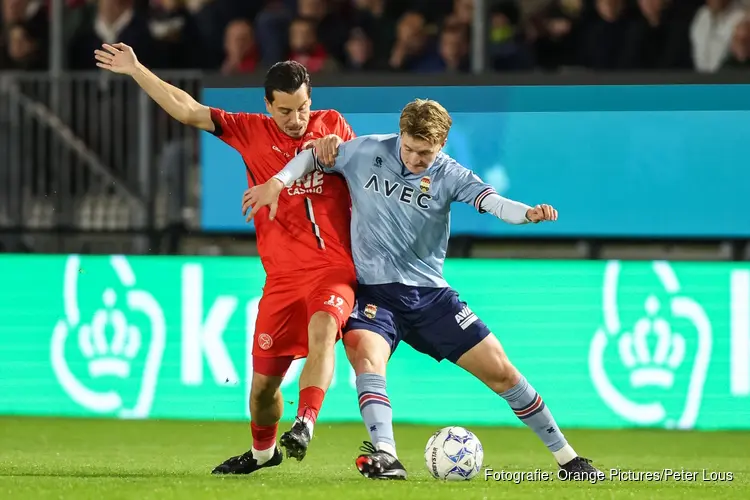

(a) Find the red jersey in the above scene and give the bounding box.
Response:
[209,108,356,275]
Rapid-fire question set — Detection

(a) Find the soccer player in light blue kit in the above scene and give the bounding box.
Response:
[244,99,604,481]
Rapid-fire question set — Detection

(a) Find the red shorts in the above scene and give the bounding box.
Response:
[252,265,356,376]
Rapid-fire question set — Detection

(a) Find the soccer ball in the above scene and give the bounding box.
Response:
[424,426,484,481]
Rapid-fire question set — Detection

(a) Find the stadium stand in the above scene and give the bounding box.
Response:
[1,0,749,259]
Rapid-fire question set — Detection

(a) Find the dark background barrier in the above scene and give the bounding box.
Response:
[1,0,749,258]
[1,71,749,260]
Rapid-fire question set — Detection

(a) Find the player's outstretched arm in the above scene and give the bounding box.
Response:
[450,163,558,224]
[479,193,558,224]
[241,150,317,222]
[94,43,214,132]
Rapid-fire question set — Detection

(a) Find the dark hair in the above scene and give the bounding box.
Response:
[264,60,311,103]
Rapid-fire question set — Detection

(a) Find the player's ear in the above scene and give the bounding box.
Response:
[264,97,273,115]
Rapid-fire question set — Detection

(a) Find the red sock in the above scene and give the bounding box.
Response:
[250,421,278,451]
[297,386,325,424]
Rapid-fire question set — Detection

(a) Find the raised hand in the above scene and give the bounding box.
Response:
[94,43,139,76]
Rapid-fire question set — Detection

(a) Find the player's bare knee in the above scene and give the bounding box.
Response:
[351,331,389,375]
[307,311,338,352]
[487,357,520,393]
[353,350,386,375]
[251,388,278,408]
[251,374,282,405]
[459,335,520,393]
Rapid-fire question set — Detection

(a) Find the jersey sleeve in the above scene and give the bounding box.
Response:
[447,160,497,213]
[209,108,260,151]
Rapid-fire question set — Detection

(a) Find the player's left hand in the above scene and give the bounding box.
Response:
[242,179,284,222]
[303,134,342,167]
[525,204,558,223]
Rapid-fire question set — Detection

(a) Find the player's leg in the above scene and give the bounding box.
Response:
[212,357,293,474]
[278,310,338,460]
[298,310,338,427]
[342,289,407,480]
[454,334,604,479]
[249,358,292,461]
[415,288,604,479]
[403,287,604,479]
[343,328,397,457]
[279,269,356,460]
[213,281,299,473]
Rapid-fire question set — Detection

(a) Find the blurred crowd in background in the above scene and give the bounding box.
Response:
[2,0,750,75]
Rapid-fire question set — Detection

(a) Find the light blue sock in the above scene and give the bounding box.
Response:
[499,375,570,457]
[355,373,397,457]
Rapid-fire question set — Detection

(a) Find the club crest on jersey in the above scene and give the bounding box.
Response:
[420,176,431,193]
[272,145,292,159]
[374,156,383,168]
[364,304,377,319]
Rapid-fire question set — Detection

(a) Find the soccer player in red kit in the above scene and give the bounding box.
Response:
[95,44,356,473]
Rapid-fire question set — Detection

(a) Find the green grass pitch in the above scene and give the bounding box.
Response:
[1,416,748,499]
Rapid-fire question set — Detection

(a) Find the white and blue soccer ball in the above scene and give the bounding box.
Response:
[424,426,484,481]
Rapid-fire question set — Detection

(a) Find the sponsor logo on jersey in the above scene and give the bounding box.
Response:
[364,304,377,319]
[455,306,478,330]
[363,173,432,210]
[287,170,325,196]
[420,176,431,193]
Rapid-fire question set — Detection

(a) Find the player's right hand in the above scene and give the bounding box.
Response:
[242,179,284,222]
[306,134,342,167]
[94,43,139,75]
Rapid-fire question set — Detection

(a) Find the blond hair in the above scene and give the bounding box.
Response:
[399,99,452,145]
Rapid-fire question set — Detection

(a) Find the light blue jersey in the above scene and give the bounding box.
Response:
[273,133,534,364]
[314,134,505,288]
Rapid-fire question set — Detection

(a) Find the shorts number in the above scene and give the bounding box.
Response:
[326,294,344,308]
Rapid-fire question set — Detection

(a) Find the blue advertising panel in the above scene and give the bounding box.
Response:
[201,85,750,237]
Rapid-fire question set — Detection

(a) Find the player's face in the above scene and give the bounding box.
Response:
[265,85,311,139]
[400,134,444,174]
